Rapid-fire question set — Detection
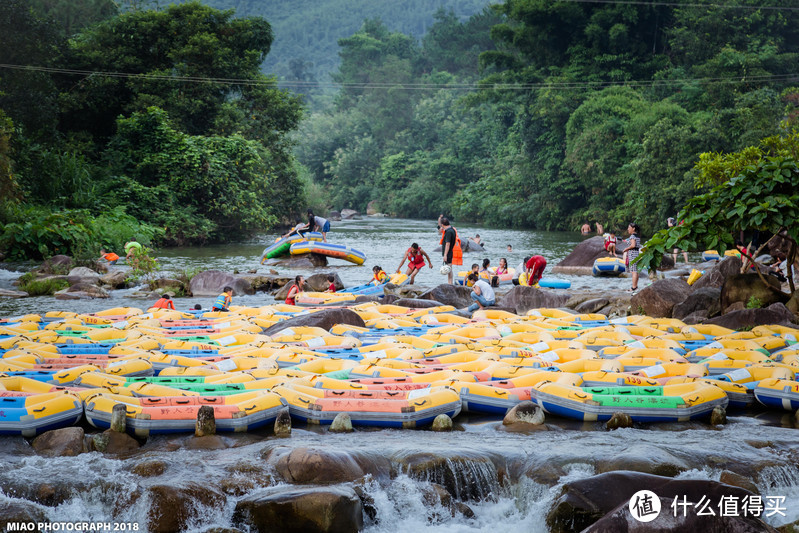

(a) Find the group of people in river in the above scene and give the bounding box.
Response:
[282,209,331,242]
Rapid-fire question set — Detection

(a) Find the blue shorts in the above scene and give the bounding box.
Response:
[322,221,330,233]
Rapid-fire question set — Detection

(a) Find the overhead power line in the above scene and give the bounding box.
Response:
[1,63,797,92]
[557,0,799,11]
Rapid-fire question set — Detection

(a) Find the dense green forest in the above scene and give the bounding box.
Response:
[0,1,303,259]
[1,0,798,262]
[297,0,799,235]
[194,0,490,99]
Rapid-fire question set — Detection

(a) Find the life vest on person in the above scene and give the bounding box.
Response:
[408,248,425,267]
[102,252,120,262]
[212,292,231,311]
[373,270,389,284]
[285,284,300,305]
[439,228,463,266]
[151,298,175,310]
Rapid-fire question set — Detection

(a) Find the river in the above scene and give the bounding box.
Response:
[0,217,638,316]
[3,217,793,532]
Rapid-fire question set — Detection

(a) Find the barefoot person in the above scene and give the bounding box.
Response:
[397,243,432,284]
[439,217,462,284]
[466,272,496,313]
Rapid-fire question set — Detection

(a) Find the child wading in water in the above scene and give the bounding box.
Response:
[622,223,641,292]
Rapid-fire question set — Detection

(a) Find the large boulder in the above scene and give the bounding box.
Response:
[583,496,778,533]
[189,270,254,297]
[270,448,366,484]
[67,266,101,286]
[366,200,379,216]
[395,451,499,502]
[556,236,607,268]
[305,273,345,292]
[672,287,722,321]
[100,270,129,289]
[498,286,570,315]
[31,427,85,457]
[720,273,788,310]
[233,485,363,533]
[328,210,342,222]
[461,239,485,253]
[546,471,756,533]
[239,274,293,292]
[0,501,48,523]
[264,254,328,268]
[39,254,74,274]
[630,278,691,318]
[340,209,359,220]
[263,309,365,335]
[0,288,28,298]
[147,483,225,533]
[55,283,110,299]
[595,444,689,477]
[91,429,141,455]
[575,298,610,314]
[691,256,742,291]
[419,284,474,308]
[706,303,797,329]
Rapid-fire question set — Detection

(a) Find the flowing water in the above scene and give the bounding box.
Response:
[0,217,644,316]
[2,217,792,532]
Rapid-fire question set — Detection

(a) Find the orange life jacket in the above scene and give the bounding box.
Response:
[151,298,175,310]
[440,227,463,266]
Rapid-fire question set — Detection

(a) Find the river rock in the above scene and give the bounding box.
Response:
[461,239,485,253]
[0,288,28,298]
[711,406,727,425]
[691,256,741,291]
[150,277,184,292]
[132,460,168,477]
[720,273,788,309]
[419,284,474,308]
[672,287,722,320]
[341,209,359,219]
[503,401,545,426]
[583,495,778,533]
[233,485,364,533]
[546,471,755,533]
[305,273,345,292]
[272,447,365,484]
[606,412,633,430]
[264,254,329,268]
[366,200,379,216]
[788,291,799,315]
[595,444,689,477]
[91,429,141,454]
[328,210,342,221]
[39,254,73,274]
[274,408,292,437]
[556,236,608,268]
[55,283,110,299]
[575,298,610,314]
[31,427,85,456]
[706,303,797,329]
[681,310,710,324]
[100,270,129,289]
[66,266,101,285]
[498,286,570,315]
[263,309,365,335]
[329,413,353,433]
[396,452,499,501]
[147,483,225,533]
[0,501,47,523]
[630,278,691,318]
[431,414,453,432]
[719,470,760,495]
[189,270,254,297]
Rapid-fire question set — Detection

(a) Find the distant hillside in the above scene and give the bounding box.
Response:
[196,0,492,83]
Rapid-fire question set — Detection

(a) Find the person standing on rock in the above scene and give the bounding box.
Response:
[307,209,330,242]
[440,218,462,285]
[622,223,641,292]
[396,243,432,284]
[285,276,304,306]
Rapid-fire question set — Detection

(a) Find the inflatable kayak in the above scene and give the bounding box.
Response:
[533,381,728,422]
[289,241,366,265]
[261,232,324,262]
[592,257,626,276]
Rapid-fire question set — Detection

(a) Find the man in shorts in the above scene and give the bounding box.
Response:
[440,218,456,284]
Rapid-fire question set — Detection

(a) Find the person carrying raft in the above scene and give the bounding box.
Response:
[396,243,432,284]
